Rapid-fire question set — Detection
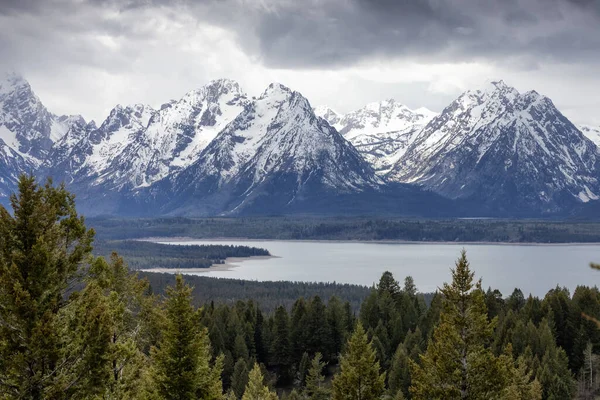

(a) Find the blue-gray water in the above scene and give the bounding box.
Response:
[154,240,600,297]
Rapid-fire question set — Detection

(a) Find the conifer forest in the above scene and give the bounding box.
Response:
[1,176,600,400]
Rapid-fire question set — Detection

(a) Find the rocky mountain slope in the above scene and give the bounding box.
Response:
[148,83,383,215]
[44,79,249,195]
[387,81,600,215]
[0,72,83,201]
[1,73,598,217]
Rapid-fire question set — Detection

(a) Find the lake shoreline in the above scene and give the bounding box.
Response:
[137,236,600,246]
[141,255,277,274]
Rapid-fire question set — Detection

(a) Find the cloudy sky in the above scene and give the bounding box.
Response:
[1,0,599,125]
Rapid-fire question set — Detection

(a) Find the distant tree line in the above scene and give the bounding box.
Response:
[1,176,600,399]
[90,216,600,243]
[93,240,269,270]
[140,273,373,314]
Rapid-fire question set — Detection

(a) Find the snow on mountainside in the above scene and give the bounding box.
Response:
[2,72,599,217]
[315,100,437,172]
[313,105,343,128]
[156,83,381,215]
[100,79,248,190]
[580,125,600,146]
[45,104,153,185]
[45,79,248,192]
[387,80,600,214]
[0,72,83,200]
[0,72,76,162]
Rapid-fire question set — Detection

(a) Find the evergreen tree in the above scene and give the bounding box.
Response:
[306,296,330,360]
[151,274,223,400]
[305,353,329,400]
[388,344,410,399]
[285,389,303,400]
[418,291,442,339]
[0,176,94,398]
[501,353,542,400]
[378,272,400,298]
[234,333,250,362]
[231,358,250,399]
[242,363,278,400]
[270,306,291,381]
[332,323,385,400]
[410,251,537,399]
[78,253,156,398]
[326,296,347,362]
[297,352,310,388]
[290,299,309,365]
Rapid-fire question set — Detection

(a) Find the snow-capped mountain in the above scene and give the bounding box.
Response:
[45,79,248,194]
[580,125,600,147]
[387,80,600,215]
[151,83,382,215]
[106,79,248,190]
[313,106,342,127]
[44,104,153,187]
[0,72,83,200]
[2,72,598,217]
[316,100,437,172]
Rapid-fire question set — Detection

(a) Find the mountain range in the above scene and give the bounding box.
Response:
[1,71,598,217]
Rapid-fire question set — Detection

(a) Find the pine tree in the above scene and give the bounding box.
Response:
[285,389,303,400]
[387,344,410,399]
[332,323,385,400]
[501,352,542,400]
[297,352,310,388]
[306,296,330,360]
[0,176,94,398]
[151,274,223,400]
[290,299,309,365]
[68,253,156,398]
[231,358,250,399]
[270,305,291,381]
[305,353,329,400]
[410,251,537,400]
[326,296,348,362]
[242,363,278,400]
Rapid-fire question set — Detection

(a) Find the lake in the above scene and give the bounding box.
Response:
[151,239,600,297]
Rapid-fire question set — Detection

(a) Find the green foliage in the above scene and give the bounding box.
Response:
[94,240,270,270]
[231,358,250,399]
[90,216,600,244]
[305,353,330,400]
[2,176,599,400]
[387,344,411,399]
[0,176,94,398]
[141,272,371,314]
[150,274,223,400]
[332,323,385,400]
[242,363,278,400]
[409,251,540,400]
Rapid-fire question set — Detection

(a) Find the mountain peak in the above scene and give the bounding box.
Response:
[478,79,511,93]
[262,83,292,98]
[0,71,30,97]
[204,78,243,94]
[0,71,26,85]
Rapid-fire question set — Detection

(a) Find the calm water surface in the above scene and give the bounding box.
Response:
[154,240,600,297]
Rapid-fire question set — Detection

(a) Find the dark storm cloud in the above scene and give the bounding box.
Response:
[1,0,599,70]
[227,0,600,68]
[1,0,599,125]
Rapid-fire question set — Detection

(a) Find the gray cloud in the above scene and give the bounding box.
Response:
[5,0,598,68]
[0,0,599,125]
[170,0,600,68]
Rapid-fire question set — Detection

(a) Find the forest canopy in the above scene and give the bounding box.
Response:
[0,176,598,399]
